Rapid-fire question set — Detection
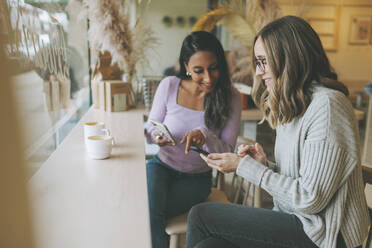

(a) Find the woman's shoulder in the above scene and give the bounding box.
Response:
[306,86,359,157]
[157,76,181,92]
[160,76,181,85]
[305,85,355,127]
[310,85,350,109]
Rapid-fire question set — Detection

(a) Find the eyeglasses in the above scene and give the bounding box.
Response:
[255,58,267,72]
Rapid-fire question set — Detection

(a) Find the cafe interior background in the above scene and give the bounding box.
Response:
[1,0,372,247]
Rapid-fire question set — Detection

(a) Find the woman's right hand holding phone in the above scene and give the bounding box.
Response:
[153,131,175,146]
[237,142,267,166]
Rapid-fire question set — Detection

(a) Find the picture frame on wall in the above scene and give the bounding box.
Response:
[349,16,371,44]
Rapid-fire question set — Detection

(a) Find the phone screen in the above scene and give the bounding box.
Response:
[149,120,176,144]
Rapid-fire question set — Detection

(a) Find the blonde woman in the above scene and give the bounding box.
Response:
[187,16,370,248]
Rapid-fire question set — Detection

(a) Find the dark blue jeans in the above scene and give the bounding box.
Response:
[187,202,357,248]
[146,156,212,248]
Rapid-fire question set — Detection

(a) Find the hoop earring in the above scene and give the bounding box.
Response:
[186,71,191,77]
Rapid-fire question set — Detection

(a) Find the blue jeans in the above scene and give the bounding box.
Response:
[187,202,358,248]
[146,156,212,248]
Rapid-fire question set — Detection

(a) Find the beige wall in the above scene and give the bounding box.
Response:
[142,0,372,85]
[279,0,372,88]
[329,5,372,82]
[139,0,207,76]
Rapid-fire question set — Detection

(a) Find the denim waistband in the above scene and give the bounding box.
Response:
[151,155,212,177]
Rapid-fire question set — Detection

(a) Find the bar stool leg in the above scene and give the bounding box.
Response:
[254,186,262,208]
[169,234,178,248]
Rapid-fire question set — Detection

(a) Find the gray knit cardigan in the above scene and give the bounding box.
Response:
[237,85,370,248]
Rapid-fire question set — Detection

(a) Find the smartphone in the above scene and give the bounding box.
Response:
[189,146,209,156]
[149,119,176,145]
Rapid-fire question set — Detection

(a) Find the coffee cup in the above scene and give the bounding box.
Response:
[86,135,113,159]
[84,122,110,142]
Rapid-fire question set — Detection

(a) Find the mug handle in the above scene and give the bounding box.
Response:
[102,128,115,145]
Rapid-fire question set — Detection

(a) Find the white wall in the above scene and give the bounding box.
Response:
[139,0,207,76]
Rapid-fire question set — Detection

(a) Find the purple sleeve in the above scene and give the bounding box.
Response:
[199,91,242,153]
[144,77,170,144]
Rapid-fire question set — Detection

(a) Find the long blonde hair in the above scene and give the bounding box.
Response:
[251,16,348,128]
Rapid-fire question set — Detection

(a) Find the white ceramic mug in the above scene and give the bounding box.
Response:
[84,122,110,141]
[86,135,113,159]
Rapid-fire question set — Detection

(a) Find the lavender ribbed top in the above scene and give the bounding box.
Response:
[145,76,242,173]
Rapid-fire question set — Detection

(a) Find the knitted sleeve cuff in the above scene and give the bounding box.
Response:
[236,155,268,186]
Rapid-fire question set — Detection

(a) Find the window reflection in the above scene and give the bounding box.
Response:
[2,0,90,178]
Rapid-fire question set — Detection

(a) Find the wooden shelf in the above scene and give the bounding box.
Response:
[307,17,336,21]
[241,108,263,121]
[318,32,335,36]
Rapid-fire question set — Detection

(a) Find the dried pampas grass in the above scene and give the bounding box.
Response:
[193,8,255,47]
[295,1,312,18]
[193,8,236,32]
[85,0,158,83]
[132,20,159,71]
[245,0,282,32]
[218,10,255,47]
[229,43,253,85]
[229,0,282,86]
[88,0,133,75]
[231,0,309,86]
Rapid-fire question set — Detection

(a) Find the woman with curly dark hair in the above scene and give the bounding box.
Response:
[144,31,241,248]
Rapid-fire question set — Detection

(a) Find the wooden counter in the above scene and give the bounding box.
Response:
[29,107,151,248]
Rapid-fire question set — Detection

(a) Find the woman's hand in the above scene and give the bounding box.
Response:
[180,129,205,154]
[153,131,175,147]
[237,143,267,165]
[200,153,241,174]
